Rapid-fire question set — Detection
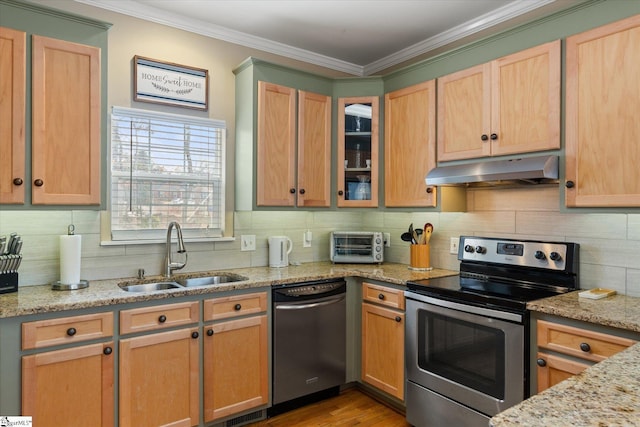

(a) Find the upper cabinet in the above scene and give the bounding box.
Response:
[337,96,379,207]
[437,40,560,161]
[257,81,331,207]
[384,80,436,207]
[31,35,101,205]
[0,27,26,204]
[565,15,640,207]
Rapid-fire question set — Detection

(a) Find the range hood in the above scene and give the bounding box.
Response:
[425,155,559,186]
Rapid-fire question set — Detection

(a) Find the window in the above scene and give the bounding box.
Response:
[110,106,226,241]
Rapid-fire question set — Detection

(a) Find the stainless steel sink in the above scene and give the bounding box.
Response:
[177,274,247,287]
[119,281,182,292]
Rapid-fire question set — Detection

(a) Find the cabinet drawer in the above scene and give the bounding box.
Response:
[120,301,199,334]
[22,312,113,350]
[203,292,267,321]
[536,351,590,393]
[537,320,636,362]
[362,282,405,310]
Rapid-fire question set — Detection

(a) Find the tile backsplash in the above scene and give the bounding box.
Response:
[2,186,640,295]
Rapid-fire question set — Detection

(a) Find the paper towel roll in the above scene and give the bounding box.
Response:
[60,234,82,285]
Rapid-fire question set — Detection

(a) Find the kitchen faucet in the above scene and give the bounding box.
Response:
[164,221,187,278]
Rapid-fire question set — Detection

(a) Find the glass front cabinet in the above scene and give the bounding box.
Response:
[337,97,379,207]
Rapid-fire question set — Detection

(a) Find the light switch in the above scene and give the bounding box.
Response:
[241,235,256,251]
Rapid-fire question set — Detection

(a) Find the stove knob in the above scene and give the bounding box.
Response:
[474,246,486,254]
[549,251,562,261]
[464,245,475,253]
[534,250,546,260]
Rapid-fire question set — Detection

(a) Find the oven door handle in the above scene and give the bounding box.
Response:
[404,291,523,323]
[275,295,345,310]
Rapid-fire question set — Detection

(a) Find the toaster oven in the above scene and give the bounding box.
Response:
[330,231,384,264]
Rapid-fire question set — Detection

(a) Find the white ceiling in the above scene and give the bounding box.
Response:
[76,0,583,76]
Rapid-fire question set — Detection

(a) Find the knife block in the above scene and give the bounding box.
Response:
[409,245,432,271]
[0,272,18,294]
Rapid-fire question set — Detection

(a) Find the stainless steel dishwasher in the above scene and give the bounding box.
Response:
[271,278,347,409]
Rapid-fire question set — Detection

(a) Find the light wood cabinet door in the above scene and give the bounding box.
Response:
[384,80,436,207]
[337,96,379,207]
[361,302,404,400]
[22,342,114,427]
[437,40,560,161]
[297,90,331,207]
[257,81,296,206]
[31,35,101,205]
[535,351,589,393]
[203,315,268,422]
[565,15,640,207]
[119,328,199,427]
[0,27,26,204]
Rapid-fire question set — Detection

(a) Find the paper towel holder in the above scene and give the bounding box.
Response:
[52,224,89,291]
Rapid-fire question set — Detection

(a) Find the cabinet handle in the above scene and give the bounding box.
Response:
[338,190,344,196]
[191,331,199,339]
[565,181,575,188]
[34,179,44,187]
[66,327,77,336]
[536,358,547,367]
[289,188,296,194]
[395,316,402,322]
[299,188,306,194]
[158,315,167,323]
[103,346,113,355]
[207,328,214,336]
[378,293,385,300]
[426,187,433,194]
[234,303,242,311]
[13,178,23,186]
[580,342,591,352]
[481,134,489,141]
[490,133,498,140]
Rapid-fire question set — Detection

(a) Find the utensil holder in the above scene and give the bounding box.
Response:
[409,245,432,270]
[0,272,18,294]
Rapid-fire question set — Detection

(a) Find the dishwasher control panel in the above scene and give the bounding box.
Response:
[273,279,346,299]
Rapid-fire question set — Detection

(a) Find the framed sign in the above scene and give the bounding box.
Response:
[133,55,208,110]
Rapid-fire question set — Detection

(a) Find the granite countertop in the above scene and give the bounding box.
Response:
[491,291,640,426]
[0,261,458,318]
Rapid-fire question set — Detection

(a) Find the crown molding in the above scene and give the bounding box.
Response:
[76,0,559,77]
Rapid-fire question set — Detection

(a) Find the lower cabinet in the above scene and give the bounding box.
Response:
[203,292,269,422]
[21,312,114,427]
[119,302,200,427]
[361,282,405,400]
[535,319,637,392]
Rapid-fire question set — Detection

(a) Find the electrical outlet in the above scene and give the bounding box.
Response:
[241,235,256,251]
[303,230,312,248]
[383,232,391,247]
[450,237,459,255]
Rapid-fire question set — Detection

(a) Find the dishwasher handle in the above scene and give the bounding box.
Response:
[275,295,345,310]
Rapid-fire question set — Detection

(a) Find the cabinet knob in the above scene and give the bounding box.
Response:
[191,331,199,339]
[536,358,547,367]
[103,346,113,355]
[338,190,344,196]
[395,316,402,323]
[299,188,306,195]
[158,315,167,323]
[66,327,77,336]
[234,303,242,311]
[289,188,296,194]
[13,178,23,186]
[207,328,214,336]
[490,133,498,140]
[481,134,489,141]
[580,342,591,352]
[426,187,433,194]
[34,179,44,187]
[378,293,385,300]
[565,181,575,188]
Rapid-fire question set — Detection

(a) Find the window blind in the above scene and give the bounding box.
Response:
[110,106,226,240]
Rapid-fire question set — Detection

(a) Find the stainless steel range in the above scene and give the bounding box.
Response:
[405,236,579,427]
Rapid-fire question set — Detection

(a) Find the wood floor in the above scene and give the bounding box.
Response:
[248,388,411,427]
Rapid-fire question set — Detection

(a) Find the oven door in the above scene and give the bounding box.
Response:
[405,292,525,418]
